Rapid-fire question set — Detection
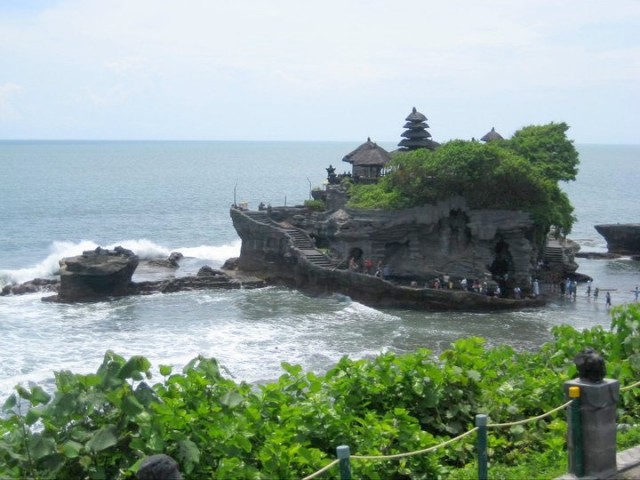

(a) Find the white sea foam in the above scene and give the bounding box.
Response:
[175,240,241,263]
[0,239,242,288]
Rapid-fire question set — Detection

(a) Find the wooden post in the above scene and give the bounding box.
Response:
[337,445,351,480]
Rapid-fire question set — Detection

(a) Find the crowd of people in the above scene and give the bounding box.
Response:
[346,256,640,307]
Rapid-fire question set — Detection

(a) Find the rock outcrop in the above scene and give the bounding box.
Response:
[148,251,184,269]
[256,197,539,288]
[595,224,640,255]
[1,278,58,296]
[20,247,268,303]
[230,205,545,311]
[52,246,139,302]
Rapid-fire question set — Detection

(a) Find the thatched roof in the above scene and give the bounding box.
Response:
[403,121,429,129]
[398,138,440,149]
[405,107,427,122]
[481,127,504,142]
[401,129,432,139]
[342,138,391,166]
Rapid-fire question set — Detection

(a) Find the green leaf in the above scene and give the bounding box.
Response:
[122,394,144,417]
[62,440,84,458]
[25,408,41,425]
[467,369,481,382]
[2,393,17,412]
[177,439,200,474]
[118,355,152,380]
[30,385,51,406]
[16,385,31,400]
[29,434,56,460]
[221,391,243,408]
[86,425,118,452]
[159,364,173,376]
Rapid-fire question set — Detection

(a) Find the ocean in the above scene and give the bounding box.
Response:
[0,141,639,401]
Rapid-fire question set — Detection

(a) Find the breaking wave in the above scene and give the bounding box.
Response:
[0,239,241,288]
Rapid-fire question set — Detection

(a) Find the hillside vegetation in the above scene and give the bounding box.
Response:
[348,122,578,236]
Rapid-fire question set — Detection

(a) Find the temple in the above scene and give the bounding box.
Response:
[397,107,439,151]
[341,137,391,183]
[228,107,576,310]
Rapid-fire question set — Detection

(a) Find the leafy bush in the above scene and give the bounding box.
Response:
[303,199,326,211]
[2,304,639,479]
[347,123,578,235]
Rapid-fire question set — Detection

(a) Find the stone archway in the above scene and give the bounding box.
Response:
[348,247,363,261]
[489,239,515,294]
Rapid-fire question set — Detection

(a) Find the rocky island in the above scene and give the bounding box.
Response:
[595,223,640,255]
[229,108,583,311]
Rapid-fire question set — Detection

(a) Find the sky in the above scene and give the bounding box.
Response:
[0,0,639,144]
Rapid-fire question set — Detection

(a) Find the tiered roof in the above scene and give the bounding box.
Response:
[397,107,439,151]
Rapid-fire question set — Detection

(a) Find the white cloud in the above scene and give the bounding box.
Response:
[0,0,638,142]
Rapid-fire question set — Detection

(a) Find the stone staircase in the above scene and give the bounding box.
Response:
[243,210,335,268]
[543,244,565,264]
[284,228,335,268]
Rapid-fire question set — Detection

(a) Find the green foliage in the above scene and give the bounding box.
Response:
[2,305,640,479]
[303,199,326,211]
[347,123,578,234]
[506,122,579,183]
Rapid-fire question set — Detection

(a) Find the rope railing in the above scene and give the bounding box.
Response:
[621,379,640,392]
[351,427,479,461]
[301,459,339,480]
[487,399,573,428]
[301,378,640,480]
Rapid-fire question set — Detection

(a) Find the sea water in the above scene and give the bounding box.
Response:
[0,141,639,401]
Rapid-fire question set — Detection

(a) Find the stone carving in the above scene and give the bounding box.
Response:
[137,454,182,480]
[574,348,606,383]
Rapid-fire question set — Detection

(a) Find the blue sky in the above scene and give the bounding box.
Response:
[1,0,638,144]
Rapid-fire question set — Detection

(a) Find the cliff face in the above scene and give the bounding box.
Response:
[230,198,545,310]
[285,196,539,287]
[595,224,640,255]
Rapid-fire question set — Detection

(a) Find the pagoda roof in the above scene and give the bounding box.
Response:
[401,129,432,139]
[480,127,504,142]
[342,138,392,166]
[398,138,440,150]
[403,121,430,129]
[405,107,427,122]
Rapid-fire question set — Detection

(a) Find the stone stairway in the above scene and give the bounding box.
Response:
[243,210,335,268]
[284,229,335,268]
[543,245,564,264]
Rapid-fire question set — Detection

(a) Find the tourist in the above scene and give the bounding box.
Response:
[605,291,612,308]
[382,264,391,280]
[363,258,373,274]
[586,280,592,296]
[594,287,599,299]
[349,257,357,271]
[632,286,639,302]
[532,278,540,298]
